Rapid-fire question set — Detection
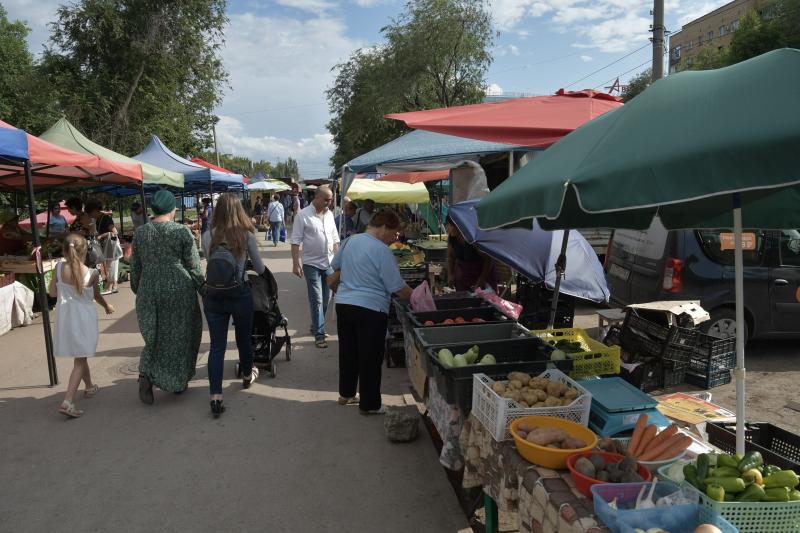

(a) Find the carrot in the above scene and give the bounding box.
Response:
[639,433,683,461]
[645,424,678,453]
[632,424,657,458]
[628,414,648,455]
[650,435,693,461]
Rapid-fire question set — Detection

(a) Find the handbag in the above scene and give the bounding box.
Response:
[279,224,286,242]
[326,237,350,293]
[103,235,123,261]
[85,238,104,267]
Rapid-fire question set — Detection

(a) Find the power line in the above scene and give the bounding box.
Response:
[593,59,653,90]
[562,42,651,89]
[491,51,587,75]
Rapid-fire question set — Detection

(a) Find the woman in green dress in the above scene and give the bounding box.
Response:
[131,190,204,403]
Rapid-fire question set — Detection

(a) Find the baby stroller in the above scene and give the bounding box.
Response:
[235,268,291,378]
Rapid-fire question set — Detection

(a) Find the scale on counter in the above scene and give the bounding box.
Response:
[577,377,671,437]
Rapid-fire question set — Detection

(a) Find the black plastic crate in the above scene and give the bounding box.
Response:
[685,368,732,389]
[409,306,509,328]
[620,327,664,358]
[688,349,735,378]
[695,333,735,358]
[662,366,686,388]
[385,337,405,368]
[707,422,800,474]
[427,343,572,414]
[621,311,700,363]
[661,344,693,367]
[620,358,683,393]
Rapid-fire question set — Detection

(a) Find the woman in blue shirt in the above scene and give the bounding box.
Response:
[331,209,412,414]
[47,202,68,237]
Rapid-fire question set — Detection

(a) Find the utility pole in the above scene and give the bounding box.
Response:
[652,0,665,81]
[212,122,221,167]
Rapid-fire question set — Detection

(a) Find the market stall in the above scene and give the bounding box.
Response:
[0,120,144,385]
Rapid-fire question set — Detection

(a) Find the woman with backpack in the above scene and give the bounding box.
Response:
[131,190,205,404]
[201,193,267,418]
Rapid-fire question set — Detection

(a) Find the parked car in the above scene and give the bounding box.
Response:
[605,218,800,341]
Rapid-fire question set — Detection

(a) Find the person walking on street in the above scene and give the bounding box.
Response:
[353,199,375,234]
[331,209,412,414]
[200,198,213,234]
[253,197,264,225]
[290,185,339,349]
[201,193,267,418]
[49,233,114,418]
[131,202,148,230]
[132,190,205,404]
[266,194,285,247]
[86,200,121,295]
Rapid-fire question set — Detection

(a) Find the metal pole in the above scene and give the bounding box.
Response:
[118,197,124,235]
[732,195,746,455]
[181,194,186,223]
[23,161,58,386]
[652,0,665,81]
[46,190,52,238]
[547,230,570,330]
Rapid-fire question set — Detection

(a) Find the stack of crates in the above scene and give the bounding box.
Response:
[685,334,735,388]
[515,276,575,330]
[619,310,699,392]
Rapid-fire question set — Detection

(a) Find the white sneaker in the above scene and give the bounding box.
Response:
[359,404,386,415]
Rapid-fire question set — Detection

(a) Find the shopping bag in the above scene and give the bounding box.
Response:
[475,287,522,320]
[410,280,436,312]
[279,224,286,242]
[103,237,123,261]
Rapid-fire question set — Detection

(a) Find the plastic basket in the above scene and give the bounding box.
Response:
[530,328,621,379]
[471,369,591,441]
[593,481,737,533]
[706,422,800,474]
[690,345,736,376]
[683,482,800,532]
[428,342,570,414]
[685,366,733,389]
[622,311,700,360]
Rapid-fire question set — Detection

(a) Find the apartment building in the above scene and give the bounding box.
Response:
[668,0,773,72]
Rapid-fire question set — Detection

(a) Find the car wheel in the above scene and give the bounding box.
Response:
[701,308,749,342]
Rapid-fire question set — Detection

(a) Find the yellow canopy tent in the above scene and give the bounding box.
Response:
[346,178,430,204]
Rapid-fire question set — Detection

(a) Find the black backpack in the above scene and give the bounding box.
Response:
[205,241,246,297]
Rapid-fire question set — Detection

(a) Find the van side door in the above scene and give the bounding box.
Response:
[770,230,800,333]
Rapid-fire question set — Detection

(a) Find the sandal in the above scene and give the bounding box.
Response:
[84,384,100,397]
[58,400,84,418]
[337,396,359,405]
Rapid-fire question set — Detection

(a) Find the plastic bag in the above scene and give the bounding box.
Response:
[475,287,522,320]
[410,281,436,312]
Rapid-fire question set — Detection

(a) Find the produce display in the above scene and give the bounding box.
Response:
[424,317,486,326]
[597,414,692,462]
[548,338,588,361]
[515,422,587,449]
[488,371,580,408]
[680,450,800,503]
[436,346,496,368]
[573,453,645,483]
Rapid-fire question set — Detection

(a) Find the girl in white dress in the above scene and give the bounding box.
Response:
[49,233,114,418]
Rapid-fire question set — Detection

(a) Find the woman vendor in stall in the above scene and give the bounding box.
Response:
[446,215,497,292]
[0,216,32,256]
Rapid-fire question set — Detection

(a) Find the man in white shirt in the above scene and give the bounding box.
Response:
[291,185,340,348]
[265,194,285,246]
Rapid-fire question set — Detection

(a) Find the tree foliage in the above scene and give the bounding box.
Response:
[41,0,228,156]
[273,158,300,181]
[327,0,494,168]
[622,69,652,102]
[0,5,59,133]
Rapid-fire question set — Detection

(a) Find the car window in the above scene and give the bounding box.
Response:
[779,230,800,267]
[696,230,765,266]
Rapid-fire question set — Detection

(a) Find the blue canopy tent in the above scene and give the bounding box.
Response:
[134,135,244,194]
[448,200,609,303]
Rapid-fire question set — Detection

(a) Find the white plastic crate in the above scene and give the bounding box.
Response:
[472,368,592,441]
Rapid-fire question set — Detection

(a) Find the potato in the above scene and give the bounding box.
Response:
[536,390,547,402]
[508,372,531,383]
[510,390,522,402]
[530,377,549,390]
[517,430,528,439]
[546,382,562,396]
[509,379,523,390]
[491,382,506,394]
[518,400,529,408]
[544,396,561,407]
[561,437,587,449]
[563,388,579,400]
[502,390,516,399]
[517,421,534,432]
[534,401,546,407]
[526,427,569,446]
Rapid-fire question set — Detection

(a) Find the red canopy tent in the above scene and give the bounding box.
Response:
[385,89,623,148]
[376,170,450,184]
[0,120,143,189]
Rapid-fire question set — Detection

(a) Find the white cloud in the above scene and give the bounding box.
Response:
[486,83,504,96]
[509,44,521,56]
[580,54,593,62]
[218,12,362,176]
[1,0,61,55]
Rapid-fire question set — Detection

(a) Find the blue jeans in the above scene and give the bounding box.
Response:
[203,287,254,395]
[268,221,281,245]
[303,264,331,340]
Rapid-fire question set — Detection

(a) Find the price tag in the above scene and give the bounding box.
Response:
[719,232,756,250]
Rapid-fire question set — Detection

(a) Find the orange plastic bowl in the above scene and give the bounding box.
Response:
[509,416,598,469]
[566,450,652,498]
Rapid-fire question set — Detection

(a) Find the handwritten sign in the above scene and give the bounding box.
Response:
[719,232,757,251]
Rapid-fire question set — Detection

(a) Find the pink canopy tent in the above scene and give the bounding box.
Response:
[385,89,623,148]
[377,170,450,184]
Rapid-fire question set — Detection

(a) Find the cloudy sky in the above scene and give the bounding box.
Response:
[5,0,726,179]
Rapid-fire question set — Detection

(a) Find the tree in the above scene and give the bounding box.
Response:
[0,6,59,133]
[622,69,652,102]
[690,46,729,70]
[727,9,782,65]
[41,0,228,156]
[274,158,300,182]
[327,0,494,168]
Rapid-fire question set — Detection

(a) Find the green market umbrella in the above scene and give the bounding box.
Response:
[476,48,800,454]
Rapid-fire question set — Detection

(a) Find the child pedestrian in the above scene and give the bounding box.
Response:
[49,233,114,418]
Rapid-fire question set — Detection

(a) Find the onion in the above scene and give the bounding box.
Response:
[694,525,723,533]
